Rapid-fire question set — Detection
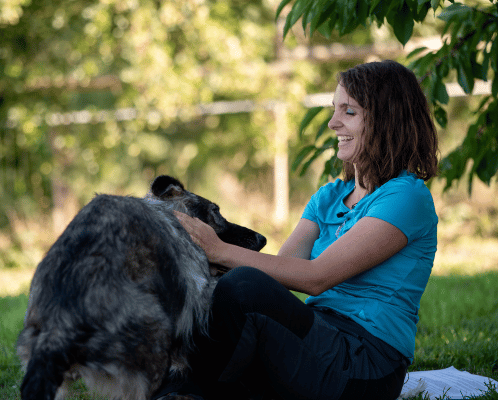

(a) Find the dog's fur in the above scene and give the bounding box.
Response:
[16,175,266,400]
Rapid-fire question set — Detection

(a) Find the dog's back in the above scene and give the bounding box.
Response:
[17,176,266,400]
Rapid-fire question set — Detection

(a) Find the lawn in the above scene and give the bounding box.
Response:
[1,271,498,399]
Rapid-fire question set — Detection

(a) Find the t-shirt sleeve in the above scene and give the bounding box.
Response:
[301,190,320,223]
[365,181,437,243]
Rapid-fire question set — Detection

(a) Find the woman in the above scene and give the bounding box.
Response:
[157,60,439,400]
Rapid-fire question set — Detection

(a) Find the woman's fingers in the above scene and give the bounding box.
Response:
[173,210,217,250]
[173,211,198,242]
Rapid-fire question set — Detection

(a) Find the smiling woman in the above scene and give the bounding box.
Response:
[337,61,439,192]
[329,84,366,165]
[159,60,440,400]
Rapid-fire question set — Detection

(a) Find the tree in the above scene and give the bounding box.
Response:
[0,0,284,226]
[277,0,498,192]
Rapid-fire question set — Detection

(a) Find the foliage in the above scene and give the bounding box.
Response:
[278,0,498,193]
[0,0,293,228]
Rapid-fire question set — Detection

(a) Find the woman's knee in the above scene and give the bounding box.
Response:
[212,267,314,335]
[213,266,267,311]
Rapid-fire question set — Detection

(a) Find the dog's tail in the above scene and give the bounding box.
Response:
[19,331,76,400]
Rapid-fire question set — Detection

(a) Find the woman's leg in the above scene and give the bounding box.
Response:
[187,266,352,400]
[152,266,314,400]
[153,266,406,400]
[188,266,316,399]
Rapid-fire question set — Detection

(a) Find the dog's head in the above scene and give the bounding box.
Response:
[147,175,266,252]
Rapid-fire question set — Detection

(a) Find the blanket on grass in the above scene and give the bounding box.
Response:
[398,366,498,399]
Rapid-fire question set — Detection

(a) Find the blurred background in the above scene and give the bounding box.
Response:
[1,0,497,296]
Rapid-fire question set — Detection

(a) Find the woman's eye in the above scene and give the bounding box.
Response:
[346,108,355,115]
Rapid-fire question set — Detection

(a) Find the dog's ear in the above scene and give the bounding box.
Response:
[151,176,185,198]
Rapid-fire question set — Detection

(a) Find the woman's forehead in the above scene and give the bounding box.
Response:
[333,84,362,108]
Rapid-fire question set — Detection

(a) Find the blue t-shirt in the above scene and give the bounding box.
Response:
[302,171,438,361]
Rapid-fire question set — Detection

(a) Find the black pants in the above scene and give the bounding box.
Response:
[154,267,408,400]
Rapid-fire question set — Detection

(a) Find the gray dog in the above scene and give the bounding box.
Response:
[17,175,266,400]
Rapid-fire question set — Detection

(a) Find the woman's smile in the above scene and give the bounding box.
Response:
[338,135,355,144]
[328,84,366,162]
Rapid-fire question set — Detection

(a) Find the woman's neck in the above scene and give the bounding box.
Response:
[353,165,368,202]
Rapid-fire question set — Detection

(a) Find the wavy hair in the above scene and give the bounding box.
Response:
[338,60,439,191]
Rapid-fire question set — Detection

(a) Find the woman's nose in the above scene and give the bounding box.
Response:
[328,112,340,130]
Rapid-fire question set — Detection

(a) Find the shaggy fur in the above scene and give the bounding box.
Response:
[17,175,266,400]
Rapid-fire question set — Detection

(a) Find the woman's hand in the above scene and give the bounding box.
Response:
[173,211,225,264]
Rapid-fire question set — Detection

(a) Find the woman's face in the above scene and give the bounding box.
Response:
[328,83,366,163]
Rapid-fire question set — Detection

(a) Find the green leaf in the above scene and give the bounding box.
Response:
[291,145,316,172]
[417,0,429,13]
[317,14,337,39]
[457,57,474,94]
[475,148,498,185]
[320,136,338,149]
[315,116,332,142]
[295,134,339,177]
[283,0,312,38]
[433,78,449,105]
[408,51,436,76]
[407,46,428,59]
[289,0,313,27]
[337,0,359,35]
[282,12,294,38]
[276,0,294,20]
[492,76,498,98]
[320,154,342,184]
[491,38,498,73]
[369,0,384,14]
[373,0,399,21]
[300,147,327,176]
[471,61,486,82]
[310,0,337,36]
[415,2,430,22]
[475,95,491,114]
[435,54,451,78]
[299,107,324,138]
[389,2,414,46]
[438,3,472,23]
[309,1,327,35]
[433,103,448,128]
[356,0,369,26]
[301,1,315,34]
[440,146,470,191]
[481,46,491,80]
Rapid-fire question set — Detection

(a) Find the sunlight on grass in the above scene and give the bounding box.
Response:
[0,269,33,297]
[433,236,498,276]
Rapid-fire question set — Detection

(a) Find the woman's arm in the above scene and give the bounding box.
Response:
[277,218,320,259]
[174,212,407,296]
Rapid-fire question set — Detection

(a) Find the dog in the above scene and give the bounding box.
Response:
[16,175,266,400]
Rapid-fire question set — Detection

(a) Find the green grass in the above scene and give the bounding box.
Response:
[0,295,28,400]
[2,273,498,400]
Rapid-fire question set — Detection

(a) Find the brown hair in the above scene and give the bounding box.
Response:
[338,60,439,191]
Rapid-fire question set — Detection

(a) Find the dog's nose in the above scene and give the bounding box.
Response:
[256,233,267,251]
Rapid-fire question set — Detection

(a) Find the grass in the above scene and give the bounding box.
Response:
[1,272,498,399]
[0,295,27,400]
[410,272,498,399]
